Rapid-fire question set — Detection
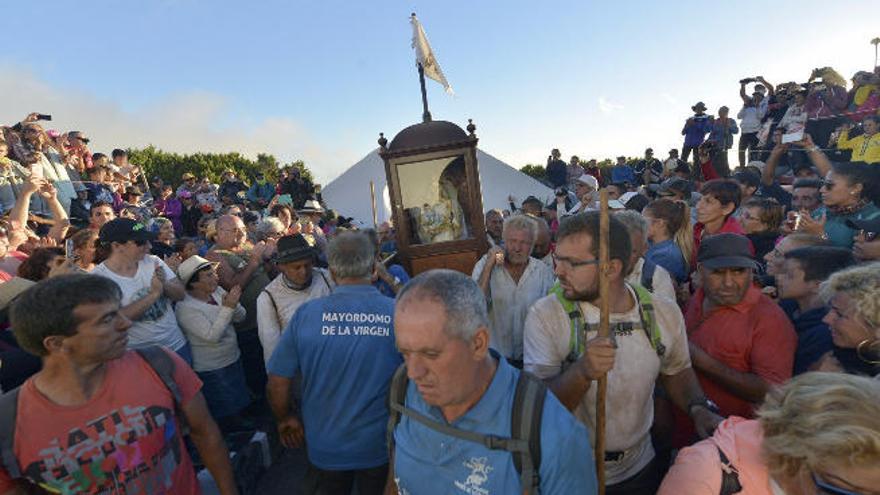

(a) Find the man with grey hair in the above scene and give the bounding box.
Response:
[473,214,555,366]
[386,269,598,494]
[613,210,676,302]
[266,231,401,494]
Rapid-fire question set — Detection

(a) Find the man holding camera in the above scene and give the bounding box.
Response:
[738,77,773,167]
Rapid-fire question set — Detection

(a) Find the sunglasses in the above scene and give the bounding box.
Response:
[812,473,864,495]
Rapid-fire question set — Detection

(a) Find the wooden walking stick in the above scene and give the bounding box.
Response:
[595,189,611,494]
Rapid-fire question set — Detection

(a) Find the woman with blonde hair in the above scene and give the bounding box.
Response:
[642,198,693,283]
[659,372,880,494]
[816,261,880,376]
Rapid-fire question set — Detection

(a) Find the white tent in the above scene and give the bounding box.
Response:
[322,148,552,226]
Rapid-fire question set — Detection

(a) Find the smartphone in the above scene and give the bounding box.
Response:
[36,114,52,121]
[29,165,43,179]
[65,238,76,260]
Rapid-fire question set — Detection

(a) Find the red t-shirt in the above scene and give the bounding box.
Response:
[0,349,203,494]
[685,286,796,417]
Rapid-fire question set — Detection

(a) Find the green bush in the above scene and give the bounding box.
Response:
[126,146,313,188]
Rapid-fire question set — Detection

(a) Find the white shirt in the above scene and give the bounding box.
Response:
[175,288,246,372]
[92,255,187,352]
[737,106,766,134]
[523,285,691,484]
[472,255,556,360]
[626,257,677,304]
[256,268,334,365]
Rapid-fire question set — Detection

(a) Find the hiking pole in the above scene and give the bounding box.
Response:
[595,188,611,495]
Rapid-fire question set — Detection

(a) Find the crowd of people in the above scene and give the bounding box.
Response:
[0,63,879,495]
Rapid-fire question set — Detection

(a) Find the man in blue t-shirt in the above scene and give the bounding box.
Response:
[266,231,402,495]
[388,270,598,494]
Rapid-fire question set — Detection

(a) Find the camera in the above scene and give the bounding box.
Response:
[739,78,757,85]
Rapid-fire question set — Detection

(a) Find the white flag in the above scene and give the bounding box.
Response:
[410,14,454,95]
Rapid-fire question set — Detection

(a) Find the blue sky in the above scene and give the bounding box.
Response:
[2,0,878,184]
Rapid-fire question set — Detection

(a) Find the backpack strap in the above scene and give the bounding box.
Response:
[510,371,545,495]
[386,364,409,456]
[0,387,22,478]
[640,258,657,293]
[135,347,186,429]
[632,284,666,357]
[262,288,285,332]
[716,445,743,495]
[550,283,584,364]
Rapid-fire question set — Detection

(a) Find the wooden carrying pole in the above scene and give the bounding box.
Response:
[595,189,611,494]
[370,180,378,229]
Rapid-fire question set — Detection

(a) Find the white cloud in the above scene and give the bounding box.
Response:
[660,92,678,106]
[0,65,355,184]
[597,96,624,114]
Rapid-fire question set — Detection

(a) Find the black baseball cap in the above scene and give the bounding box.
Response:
[99,218,157,244]
[697,233,757,270]
[658,177,692,198]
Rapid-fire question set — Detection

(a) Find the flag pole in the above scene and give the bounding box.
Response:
[595,188,611,495]
[412,12,433,123]
[370,180,378,229]
[417,62,432,123]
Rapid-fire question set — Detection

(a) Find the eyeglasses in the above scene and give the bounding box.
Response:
[552,253,600,270]
[811,473,863,495]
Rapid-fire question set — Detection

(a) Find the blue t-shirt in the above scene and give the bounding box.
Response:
[267,284,402,470]
[393,353,598,494]
[646,239,688,284]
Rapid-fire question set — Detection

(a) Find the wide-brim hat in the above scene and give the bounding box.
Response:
[177,255,218,286]
[575,174,599,190]
[692,101,707,112]
[0,277,36,310]
[275,234,316,264]
[697,233,757,270]
[297,199,325,214]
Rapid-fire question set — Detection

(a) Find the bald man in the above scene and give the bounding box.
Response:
[207,214,276,396]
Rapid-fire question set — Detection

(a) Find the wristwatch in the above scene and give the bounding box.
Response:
[687,397,720,417]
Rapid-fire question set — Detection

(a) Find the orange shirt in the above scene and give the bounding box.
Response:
[0,349,202,494]
[685,286,796,418]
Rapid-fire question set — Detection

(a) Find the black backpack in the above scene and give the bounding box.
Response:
[386,363,546,494]
[0,347,184,486]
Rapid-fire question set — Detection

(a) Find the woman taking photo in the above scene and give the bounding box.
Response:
[795,153,880,248]
[69,228,98,272]
[817,261,880,376]
[642,198,693,284]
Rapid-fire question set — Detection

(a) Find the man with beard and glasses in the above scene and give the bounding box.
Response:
[257,234,334,365]
[473,215,555,367]
[524,212,721,494]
